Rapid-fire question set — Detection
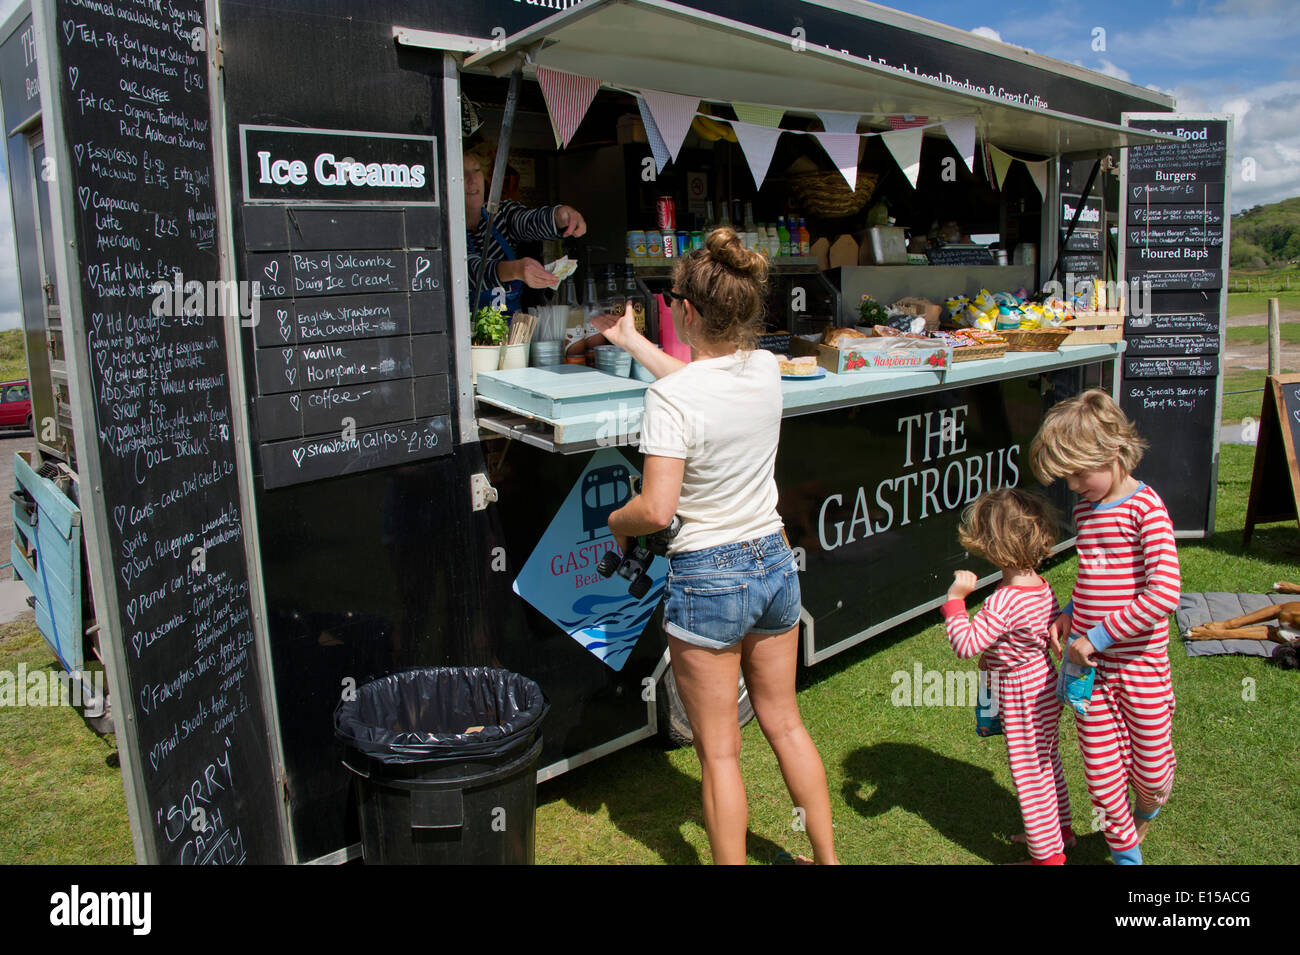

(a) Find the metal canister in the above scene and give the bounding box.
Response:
[646,230,663,257]
[656,196,675,231]
[662,231,676,258]
[628,230,647,257]
[676,231,689,255]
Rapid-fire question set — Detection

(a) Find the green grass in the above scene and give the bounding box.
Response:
[1225,323,1300,345]
[534,443,1300,864]
[0,620,134,864]
[1225,290,1300,319]
[0,329,30,383]
[3,448,1297,865]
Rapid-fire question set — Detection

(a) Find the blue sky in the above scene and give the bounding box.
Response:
[0,0,1294,330]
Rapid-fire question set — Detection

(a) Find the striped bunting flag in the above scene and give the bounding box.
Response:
[886,114,929,130]
[732,103,785,127]
[640,88,700,162]
[536,66,601,148]
[731,121,783,189]
[637,95,671,173]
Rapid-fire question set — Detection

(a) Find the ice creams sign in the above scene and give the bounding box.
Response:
[513,449,665,671]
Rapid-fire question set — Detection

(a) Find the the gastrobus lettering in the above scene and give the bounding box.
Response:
[817,405,1020,551]
[255,150,426,189]
[550,540,619,589]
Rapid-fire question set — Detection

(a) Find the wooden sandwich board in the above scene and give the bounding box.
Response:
[1243,374,1300,546]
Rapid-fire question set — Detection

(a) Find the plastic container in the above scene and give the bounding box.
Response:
[335,667,549,865]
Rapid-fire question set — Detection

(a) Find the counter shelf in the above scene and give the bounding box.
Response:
[474,341,1125,452]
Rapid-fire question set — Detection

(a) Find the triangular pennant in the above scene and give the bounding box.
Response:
[816,110,860,135]
[733,103,785,127]
[882,127,924,189]
[942,116,977,173]
[536,66,601,148]
[640,88,700,162]
[989,144,1013,190]
[731,121,783,189]
[1025,158,1049,201]
[637,96,671,173]
[813,132,860,192]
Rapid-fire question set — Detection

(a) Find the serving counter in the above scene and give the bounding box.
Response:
[479,342,1121,664]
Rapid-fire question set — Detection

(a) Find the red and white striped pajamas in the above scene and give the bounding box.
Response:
[1067,484,1180,853]
[943,582,1072,862]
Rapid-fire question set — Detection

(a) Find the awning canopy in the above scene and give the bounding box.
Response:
[404,0,1178,156]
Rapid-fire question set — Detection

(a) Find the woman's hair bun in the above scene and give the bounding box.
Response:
[705,226,767,278]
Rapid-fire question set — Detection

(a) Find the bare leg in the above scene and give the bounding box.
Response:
[741,626,839,864]
[668,635,747,864]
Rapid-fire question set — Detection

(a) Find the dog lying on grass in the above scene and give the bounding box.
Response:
[1185,582,1300,669]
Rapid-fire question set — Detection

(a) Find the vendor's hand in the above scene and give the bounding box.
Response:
[501,257,560,289]
[591,303,636,349]
[947,570,977,602]
[1067,635,1097,667]
[1047,611,1072,657]
[555,205,587,238]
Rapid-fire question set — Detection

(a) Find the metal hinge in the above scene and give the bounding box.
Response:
[470,473,498,511]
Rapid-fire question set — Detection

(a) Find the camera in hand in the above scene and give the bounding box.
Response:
[597,515,681,597]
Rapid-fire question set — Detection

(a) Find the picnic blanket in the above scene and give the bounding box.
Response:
[1174,592,1295,658]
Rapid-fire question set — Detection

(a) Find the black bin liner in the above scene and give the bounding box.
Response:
[334,667,550,864]
[334,666,549,764]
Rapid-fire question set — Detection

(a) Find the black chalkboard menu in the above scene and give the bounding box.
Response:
[1120,115,1230,534]
[238,126,452,489]
[1060,193,1103,279]
[1243,374,1300,545]
[40,1,284,860]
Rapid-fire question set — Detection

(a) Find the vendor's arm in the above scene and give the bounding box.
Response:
[496,257,560,289]
[608,455,683,551]
[591,304,687,378]
[497,198,585,241]
[1083,500,1181,653]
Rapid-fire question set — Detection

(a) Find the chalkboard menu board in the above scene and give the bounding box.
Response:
[238,126,452,490]
[1060,193,1103,279]
[41,1,284,860]
[924,246,995,266]
[1120,115,1230,534]
[1243,374,1300,544]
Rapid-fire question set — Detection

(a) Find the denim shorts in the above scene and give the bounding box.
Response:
[663,532,802,649]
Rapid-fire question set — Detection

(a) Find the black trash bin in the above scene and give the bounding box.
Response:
[334,666,548,865]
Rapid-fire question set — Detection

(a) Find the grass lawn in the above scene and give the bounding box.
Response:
[2,447,1296,865]
[1225,290,1300,319]
[1220,368,1296,426]
[0,329,29,383]
[1225,323,1300,345]
[533,442,1300,864]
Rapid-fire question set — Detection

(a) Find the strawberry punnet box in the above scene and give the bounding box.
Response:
[790,334,953,375]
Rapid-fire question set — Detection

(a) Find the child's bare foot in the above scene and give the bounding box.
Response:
[1134,804,1159,843]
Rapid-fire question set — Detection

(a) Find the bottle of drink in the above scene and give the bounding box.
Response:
[798,217,811,256]
[624,264,647,333]
[743,201,756,232]
[777,216,791,257]
[766,224,779,259]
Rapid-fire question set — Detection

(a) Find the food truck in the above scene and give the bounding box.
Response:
[1,0,1220,864]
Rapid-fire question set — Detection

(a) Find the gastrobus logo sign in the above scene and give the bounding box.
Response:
[511,449,663,671]
[240,125,439,204]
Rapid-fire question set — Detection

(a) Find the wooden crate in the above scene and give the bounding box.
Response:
[1060,311,1124,346]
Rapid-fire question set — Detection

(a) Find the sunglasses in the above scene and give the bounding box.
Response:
[664,288,690,306]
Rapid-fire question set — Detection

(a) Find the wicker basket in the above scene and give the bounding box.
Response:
[998,328,1072,352]
[951,342,1009,362]
[789,170,880,218]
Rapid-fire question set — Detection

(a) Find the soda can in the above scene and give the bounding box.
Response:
[628,230,647,257]
[662,231,676,258]
[676,231,689,254]
[646,230,663,257]
[656,196,675,231]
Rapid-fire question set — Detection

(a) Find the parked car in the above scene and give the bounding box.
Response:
[0,379,32,434]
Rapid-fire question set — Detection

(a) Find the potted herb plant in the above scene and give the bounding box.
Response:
[471,305,508,383]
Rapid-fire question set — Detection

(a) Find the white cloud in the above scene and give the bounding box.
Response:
[1095,59,1132,82]
[970,26,1003,42]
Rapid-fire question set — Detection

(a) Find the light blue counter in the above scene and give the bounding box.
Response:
[475,342,1124,452]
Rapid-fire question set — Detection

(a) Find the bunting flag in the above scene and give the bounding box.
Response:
[989,143,1013,190]
[882,127,924,189]
[942,116,977,173]
[732,103,785,127]
[1024,158,1049,200]
[816,110,860,135]
[731,121,783,189]
[640,88,700,162]
[812,132,860,192]
[637,95,671,173]
[886,114,929,130]
[536,66,601,148]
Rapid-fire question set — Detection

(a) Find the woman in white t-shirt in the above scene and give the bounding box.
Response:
[594,228,838,865]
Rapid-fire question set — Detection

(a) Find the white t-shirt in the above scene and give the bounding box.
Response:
[639,349,783,555]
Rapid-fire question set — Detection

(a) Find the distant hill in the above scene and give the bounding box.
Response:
[1232,197,1300,270]
[0,328,29,382]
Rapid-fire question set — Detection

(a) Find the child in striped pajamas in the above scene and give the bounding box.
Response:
[942,488,1074,865]
[1030,389,1181,866]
